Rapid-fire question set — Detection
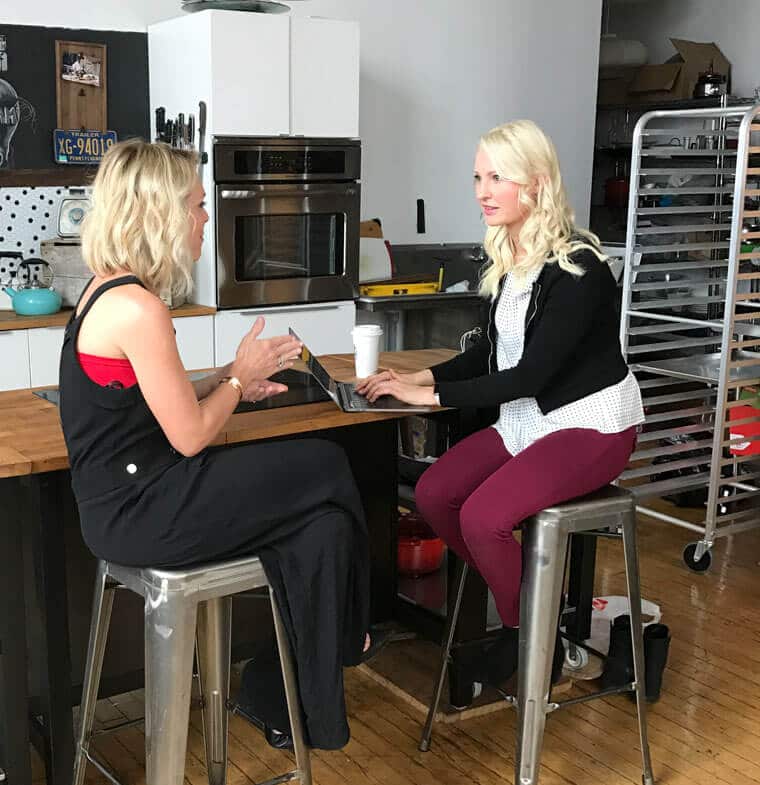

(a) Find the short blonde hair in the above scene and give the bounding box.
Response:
[478,120,604,299]
[81,139,199,299]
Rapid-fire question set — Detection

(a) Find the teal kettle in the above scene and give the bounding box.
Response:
[4,259,62,316]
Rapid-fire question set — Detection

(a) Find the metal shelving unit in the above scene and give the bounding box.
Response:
[620,102,760,571]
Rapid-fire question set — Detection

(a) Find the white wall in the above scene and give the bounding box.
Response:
[2,0,603,244]
[610,0,760,99]
[288,1,603,244]
[0,0,177,31]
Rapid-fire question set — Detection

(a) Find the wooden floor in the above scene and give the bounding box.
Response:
[32,505,760,785]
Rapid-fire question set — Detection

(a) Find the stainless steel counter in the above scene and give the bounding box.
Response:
[355,290,482,312]
[355,291,483,350]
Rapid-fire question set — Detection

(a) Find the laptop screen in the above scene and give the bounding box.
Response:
[290,329,335,393]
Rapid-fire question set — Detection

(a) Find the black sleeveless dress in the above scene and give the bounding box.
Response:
[59,276,370,749]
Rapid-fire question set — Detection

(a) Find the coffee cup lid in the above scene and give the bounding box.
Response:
[352,324,383,336]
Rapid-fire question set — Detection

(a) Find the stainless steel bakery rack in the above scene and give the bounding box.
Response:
[619,102,760,571]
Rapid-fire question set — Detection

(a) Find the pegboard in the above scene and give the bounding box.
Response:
[0,185,90,284]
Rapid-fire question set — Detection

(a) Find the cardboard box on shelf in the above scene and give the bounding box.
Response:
[598,65,640,107]
[598,39,731,107]
[360,218,383,239]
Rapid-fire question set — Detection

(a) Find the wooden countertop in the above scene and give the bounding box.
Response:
[0,302,217,331]
[0,349,454,478]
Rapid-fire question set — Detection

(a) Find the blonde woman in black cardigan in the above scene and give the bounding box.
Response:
[358,119,644,685]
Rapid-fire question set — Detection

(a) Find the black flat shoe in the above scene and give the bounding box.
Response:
[232,700,294,751]
[360,627,394,664]
[265,724,294,751]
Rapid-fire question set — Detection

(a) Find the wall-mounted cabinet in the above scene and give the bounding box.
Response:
[290,17,360,139]
[148,10,360,140]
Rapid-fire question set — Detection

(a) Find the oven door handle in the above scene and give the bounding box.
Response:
[236,304,341,316]
[220,189,261,199]
[220,187,357,200]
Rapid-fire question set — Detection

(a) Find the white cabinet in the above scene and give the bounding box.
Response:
[210,12,291,136]
[173,315,215,372]
[149,11,358,138]
[0,330,30,391]
[290,17,360,138]
[215,302,355,366]
[28,326,64,388]
[149,11,290,138]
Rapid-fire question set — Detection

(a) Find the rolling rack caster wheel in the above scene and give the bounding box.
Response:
[683,542,712,572]
[564,641,589,671]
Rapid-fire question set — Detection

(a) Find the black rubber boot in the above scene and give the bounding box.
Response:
[643,623,670,702]
[600,614,634,690]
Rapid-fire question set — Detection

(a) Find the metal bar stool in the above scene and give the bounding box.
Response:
[419,484,655,785]
[73,555,311,785]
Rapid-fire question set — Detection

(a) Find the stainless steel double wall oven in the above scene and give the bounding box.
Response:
[214,136,361,308]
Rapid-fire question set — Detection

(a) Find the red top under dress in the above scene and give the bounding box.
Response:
[77,352,137,388]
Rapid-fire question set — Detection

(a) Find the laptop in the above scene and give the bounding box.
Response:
[289,328,436,413]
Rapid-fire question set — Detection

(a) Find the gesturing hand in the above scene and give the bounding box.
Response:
[242,379,289,403]
[232,317,302,388]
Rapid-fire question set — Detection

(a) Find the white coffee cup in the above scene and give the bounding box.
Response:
[352,324,383,378]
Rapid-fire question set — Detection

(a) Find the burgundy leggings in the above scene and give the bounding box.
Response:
[415,425,637,627]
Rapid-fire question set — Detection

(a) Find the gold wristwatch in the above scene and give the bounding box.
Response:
[219,376,243,400]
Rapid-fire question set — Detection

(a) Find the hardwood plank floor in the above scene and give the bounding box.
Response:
[33,504,760,785]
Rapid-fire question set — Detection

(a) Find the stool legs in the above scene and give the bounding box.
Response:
[621,513,655,785]
[515,519,568,785]
[418,560,469,752]
[196,598,232,785]
[144,592,198,785]
[73,561,115,785]
[270,587,312,785]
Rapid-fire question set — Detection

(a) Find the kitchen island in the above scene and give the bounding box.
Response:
[0,346,599,785]
[0,349,452,785]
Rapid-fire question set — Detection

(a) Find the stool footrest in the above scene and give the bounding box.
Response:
[255,771,302,785]
[83,748,123,785]
[550,682,635,711]
[91,717,145,737]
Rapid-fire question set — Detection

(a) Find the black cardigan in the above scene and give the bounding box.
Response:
[431,249,629,413]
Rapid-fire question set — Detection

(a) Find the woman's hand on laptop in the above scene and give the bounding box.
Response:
[355,367,434,396]
[362,376,437,406]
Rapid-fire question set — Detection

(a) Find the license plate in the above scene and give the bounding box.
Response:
[53,129,117,164]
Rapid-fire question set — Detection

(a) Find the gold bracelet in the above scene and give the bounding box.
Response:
[219,376,243,400]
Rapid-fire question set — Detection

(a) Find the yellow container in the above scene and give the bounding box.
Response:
[359,280,441,297]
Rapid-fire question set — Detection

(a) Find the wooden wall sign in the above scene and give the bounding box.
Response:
[55,40,107,131]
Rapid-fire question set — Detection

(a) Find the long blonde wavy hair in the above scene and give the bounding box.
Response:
[81,139,199,299]
[478,119,605,299]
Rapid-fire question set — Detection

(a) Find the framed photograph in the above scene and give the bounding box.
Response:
[55,40,107,132]
[60,49,102,87]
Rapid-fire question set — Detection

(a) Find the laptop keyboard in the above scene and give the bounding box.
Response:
[346,386,376,409]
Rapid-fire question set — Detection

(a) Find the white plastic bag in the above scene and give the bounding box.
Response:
[587,595,661,655]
